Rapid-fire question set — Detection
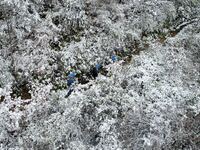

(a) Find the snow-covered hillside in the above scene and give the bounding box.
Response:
[0,0,200,149]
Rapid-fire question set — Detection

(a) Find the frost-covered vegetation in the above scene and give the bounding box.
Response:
[0,0,200,149]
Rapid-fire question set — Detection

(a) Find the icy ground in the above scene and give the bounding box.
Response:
[0,0,200,149]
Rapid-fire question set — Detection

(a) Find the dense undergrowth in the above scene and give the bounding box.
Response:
[0,0,200,149]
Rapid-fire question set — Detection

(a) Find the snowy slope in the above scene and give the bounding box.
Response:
[0,0,200,149]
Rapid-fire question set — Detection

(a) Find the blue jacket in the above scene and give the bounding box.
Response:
[67,72,76,86]
[111,55,118,62]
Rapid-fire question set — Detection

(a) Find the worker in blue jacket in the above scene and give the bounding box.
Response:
[66,72,76,97]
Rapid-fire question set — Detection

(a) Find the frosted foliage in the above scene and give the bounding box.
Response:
[0,57,13,87]
[0,0,200,149]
